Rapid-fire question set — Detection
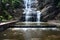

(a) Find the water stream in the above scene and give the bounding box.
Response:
[23,0,41,22]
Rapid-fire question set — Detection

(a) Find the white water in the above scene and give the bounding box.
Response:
[37,11,41,22]
[23,0,41,22]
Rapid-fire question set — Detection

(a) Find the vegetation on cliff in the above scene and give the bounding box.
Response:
[0,0,23,22]
[0,0,60,22]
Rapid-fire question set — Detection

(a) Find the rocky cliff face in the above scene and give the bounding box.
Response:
[38,0,60,22]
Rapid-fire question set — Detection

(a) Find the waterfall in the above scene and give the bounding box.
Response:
[23,0,41,22]
[37,11,41,22]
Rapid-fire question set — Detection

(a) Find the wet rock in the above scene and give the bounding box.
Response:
[12,8,23,20]
[37,0,60,22]
[41,6,60,22]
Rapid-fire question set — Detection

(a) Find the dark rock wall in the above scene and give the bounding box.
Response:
[38,0,60,22]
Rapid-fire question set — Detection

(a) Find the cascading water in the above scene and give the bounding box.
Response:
[23,0,41,22]
[37,11,41,22]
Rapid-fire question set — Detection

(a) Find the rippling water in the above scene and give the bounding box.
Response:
[0,28,60,40]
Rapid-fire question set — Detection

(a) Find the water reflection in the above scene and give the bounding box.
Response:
[0,28,60,40]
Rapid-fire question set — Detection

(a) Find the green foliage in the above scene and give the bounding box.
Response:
[1,0,23,22]
[54,0,60,7]
[58,1,60,7]
[12,0,20,9]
